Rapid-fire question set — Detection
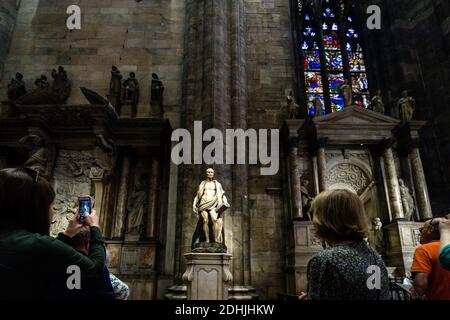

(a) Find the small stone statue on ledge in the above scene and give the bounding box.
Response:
[340,79,353,108]
[108,65,123,113]
[191,168,230,253]
[150,73,165,117]
[51,66,71,104]
[7,72,26,102]
[398,90,415,122]
[286,91,300,119]
[34,74,50,89]
[371,90,385,114]
[399,179,415,221]
[122,72,140,117]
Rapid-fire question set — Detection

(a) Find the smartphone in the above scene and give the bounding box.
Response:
[78,196,92,221]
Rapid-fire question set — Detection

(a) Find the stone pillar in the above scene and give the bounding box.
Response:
[146,156,160,239]
[317,147,327,192]
[383,147,404,220]
[410,147,432,220]
[89,168,107,224]
[112,156,130,239]
[182,253,233,300]
[289,142,303,219]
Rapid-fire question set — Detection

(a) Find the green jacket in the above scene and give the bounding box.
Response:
[0,227,105,300]
[440,244,450,271]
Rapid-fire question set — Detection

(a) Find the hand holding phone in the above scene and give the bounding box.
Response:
[78,196,93,221]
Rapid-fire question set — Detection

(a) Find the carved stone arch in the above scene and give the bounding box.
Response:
[325,161,371,195]
[326,157,373,181]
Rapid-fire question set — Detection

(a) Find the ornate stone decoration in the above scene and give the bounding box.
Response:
[7,72,26,102]
[19,134,55,180]
[326,163,370,195]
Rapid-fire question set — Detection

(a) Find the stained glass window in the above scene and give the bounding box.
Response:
[301,6,326,116]
[297,0,370,114]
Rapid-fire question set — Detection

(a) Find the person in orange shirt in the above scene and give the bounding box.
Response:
[411,218,450,300]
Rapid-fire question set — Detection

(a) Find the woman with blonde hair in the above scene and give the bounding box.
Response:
[306,189,390,300]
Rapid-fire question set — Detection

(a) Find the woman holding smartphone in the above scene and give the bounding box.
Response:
[0,167,106,300]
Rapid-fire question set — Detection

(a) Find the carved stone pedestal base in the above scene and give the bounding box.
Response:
[182,253,233,300]
[286,221,323,294]
[384,220,422,275]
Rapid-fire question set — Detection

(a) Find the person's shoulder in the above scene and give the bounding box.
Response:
[417,241,440,254]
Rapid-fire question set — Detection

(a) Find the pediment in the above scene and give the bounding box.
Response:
[313,106,400,126]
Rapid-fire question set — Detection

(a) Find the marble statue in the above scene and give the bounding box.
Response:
[7,72,26,102]
[51,66,71,104]
[34,74,49,89]
[340,79,353,108]
[371,217,384,254]
[371,90,385,114]
[286,91,300,119]
[300,179,313,220]
[126,173,147,236]
[110,66,123,97]
[122,72,140,117]
[399,179,415,221]
[312,96,323,116]
[151,73,164,105]
[192,168,230,249]
[19,134,55,179]
[398,90,415,122]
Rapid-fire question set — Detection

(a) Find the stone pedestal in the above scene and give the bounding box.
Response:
[384,220,422,275]
[182,253,233,300]
[286,221,323,294]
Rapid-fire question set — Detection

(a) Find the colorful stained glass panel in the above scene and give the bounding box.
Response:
[351,73,369,94]
[348,52,366,72]
[304,51,321,70]
[305,72,323,93]
[325,51,343,72]
[330,94,344,112]
[354,95,370,109]
[328,73,345,93]
[323,31,340,50]
[306,94,326,116]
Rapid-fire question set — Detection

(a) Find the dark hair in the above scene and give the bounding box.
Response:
[311,189,369,243]
[0,168,55,235]
[70,226,90,249]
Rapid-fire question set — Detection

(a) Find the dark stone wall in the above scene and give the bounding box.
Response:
[360,0,450,213]
[0,0,18,75]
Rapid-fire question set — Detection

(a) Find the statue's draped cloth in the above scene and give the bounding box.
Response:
[195,180,227,214]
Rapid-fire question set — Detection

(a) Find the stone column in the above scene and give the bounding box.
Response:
[183,253,233,300]
[383,147,404,220]
[89,168,107,223]
[317,147,327,192]
[410,147,432,220]
[0,0,18,75]
[146,156,160,239]
[112,156,130,239]
[289,142,303,219]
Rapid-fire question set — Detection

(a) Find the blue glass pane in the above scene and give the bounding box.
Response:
[307,94,326,116]
[330,94,344,112]
[305,72,323,93]
[325,51,343,72]
[328,73,345,93]
[304,51,321,70]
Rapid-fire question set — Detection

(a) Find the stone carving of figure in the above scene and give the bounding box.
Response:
[371,90,385,114]
[19,134,55,179]
[399,179,415,221]
[122,72,140,117]
[151,73,164,105]
[110,66,123,97]
[109,66,123,112]
[7,72,27,102]
[93,134,116,173]
[371,217,384,254]
[340,79,353,108]
[34,74,50,89]
[51,66,71,103]
[301,179,313,220]
[192,168,230,248]
[286,91,300,119]
[398,90,415,122]
[126,173,147,236]
[312,96,323,116]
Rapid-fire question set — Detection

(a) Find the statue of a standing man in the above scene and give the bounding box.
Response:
[398,90,415,122]
[192,168,230,246]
